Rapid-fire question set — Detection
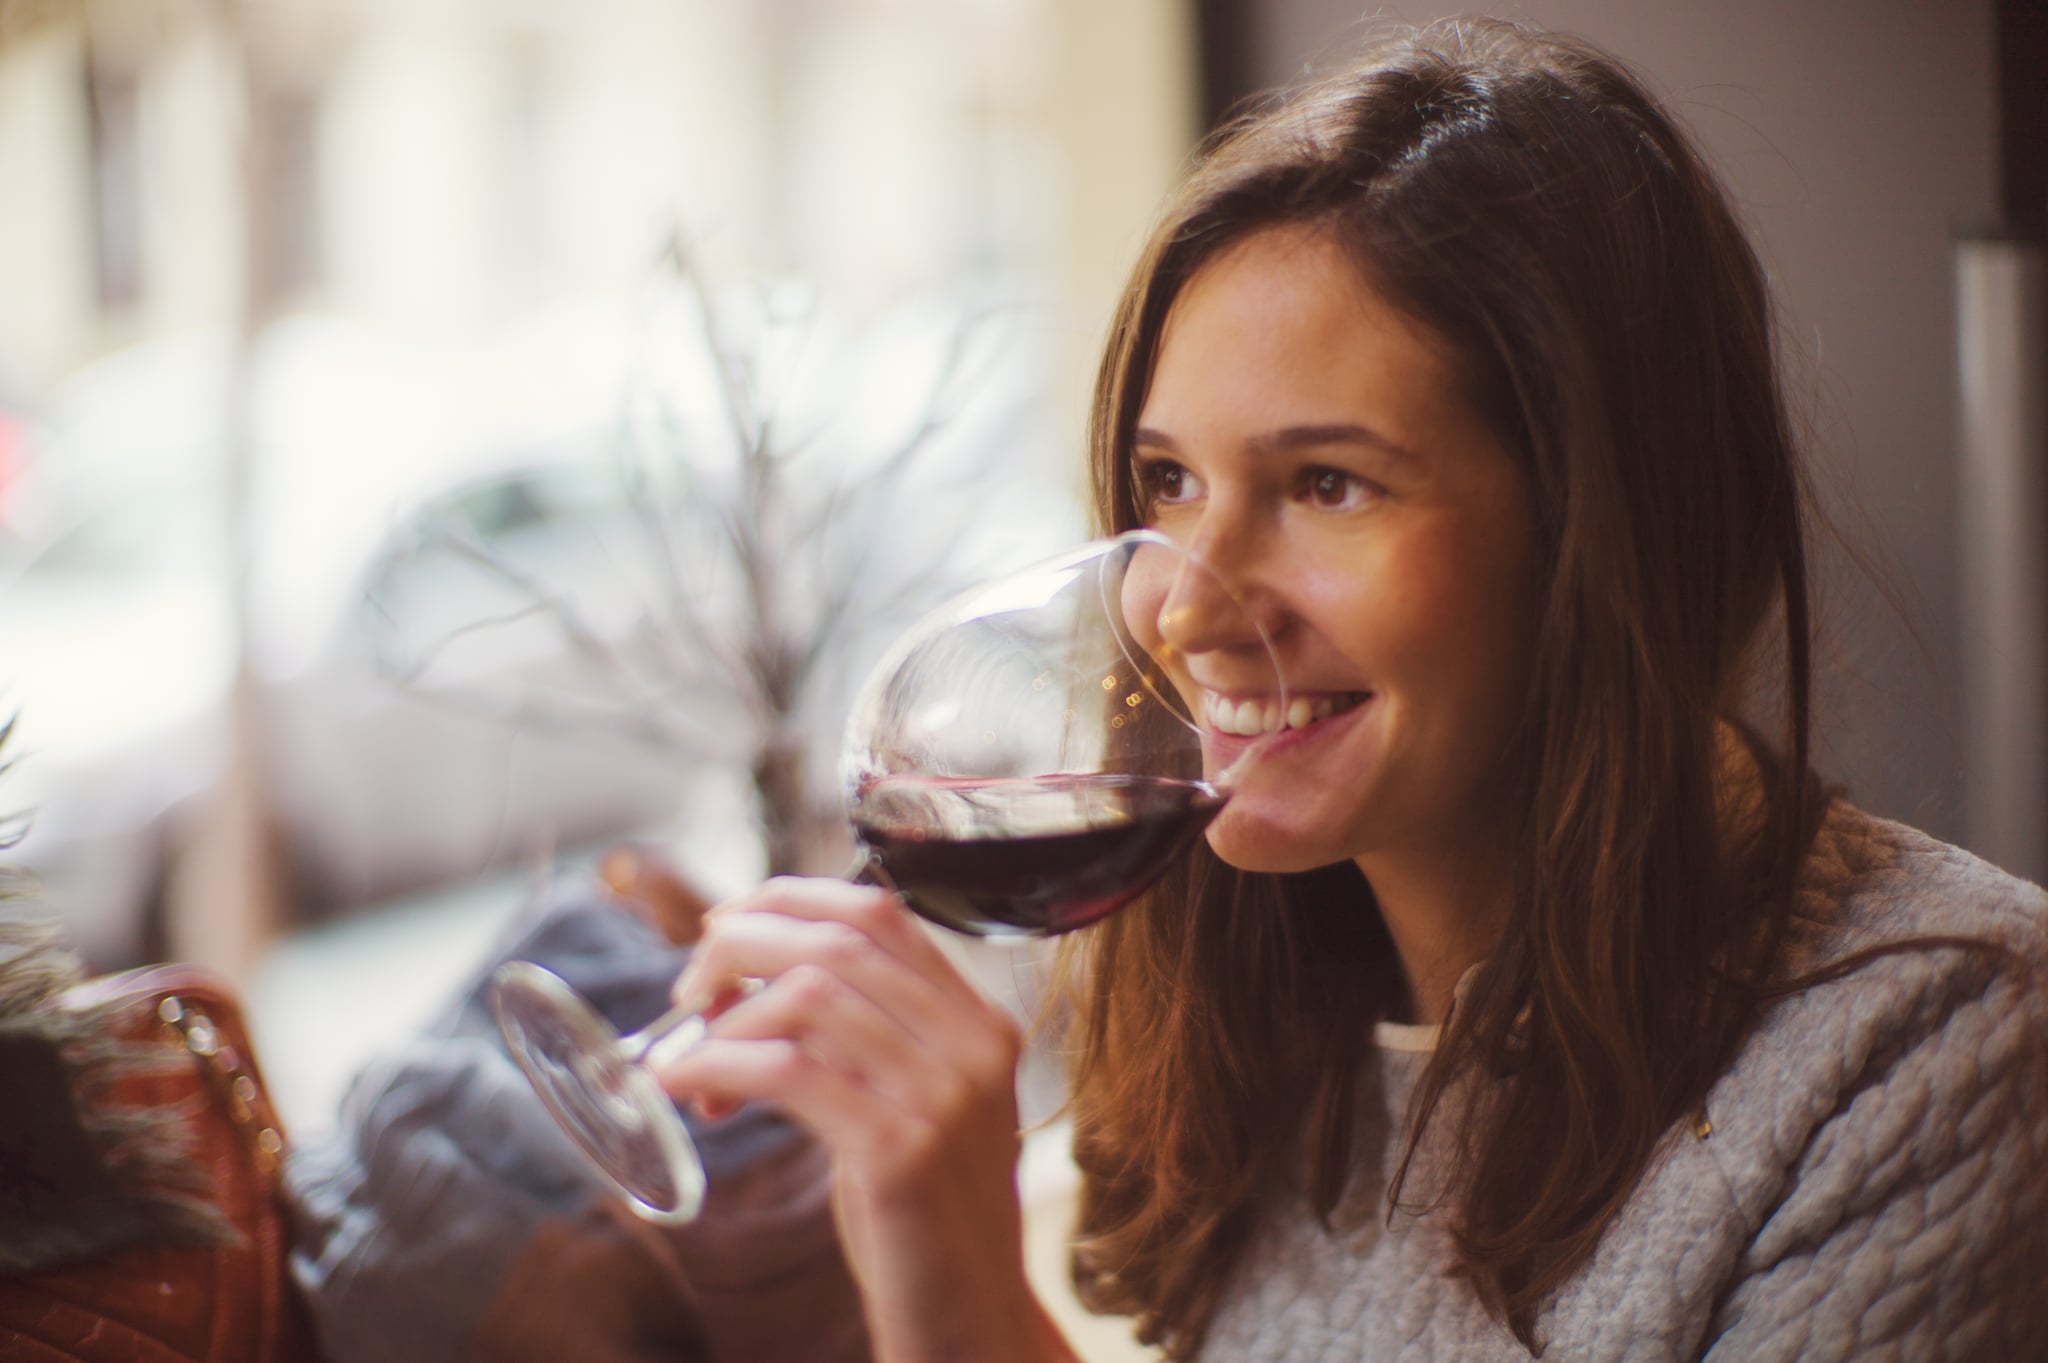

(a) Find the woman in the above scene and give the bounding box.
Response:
[657,19,2048,1362]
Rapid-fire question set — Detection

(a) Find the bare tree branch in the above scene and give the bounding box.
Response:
[373,600,555,688]
[601,405,761,716]
[366,242,1053,876]
[375,677,710,753]
[663,232,766,475]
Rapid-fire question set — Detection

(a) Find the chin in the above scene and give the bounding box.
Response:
[1203,806,1346,876]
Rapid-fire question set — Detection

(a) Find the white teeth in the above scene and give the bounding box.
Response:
[1206,691,1363,735]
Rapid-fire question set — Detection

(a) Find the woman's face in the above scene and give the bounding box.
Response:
[1129,225,1542,876]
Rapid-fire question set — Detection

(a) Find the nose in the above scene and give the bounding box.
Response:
[1159,556,1261,655]
[1125,528,1276,660]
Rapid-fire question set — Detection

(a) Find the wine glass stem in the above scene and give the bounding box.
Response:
[617,1004,709,1065]
[619,856,887,1069]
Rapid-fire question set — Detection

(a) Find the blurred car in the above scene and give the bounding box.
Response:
[257,450,714,917]
[0,320,696,964]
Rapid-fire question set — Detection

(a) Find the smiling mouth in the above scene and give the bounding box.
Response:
[1201,691,1370,736]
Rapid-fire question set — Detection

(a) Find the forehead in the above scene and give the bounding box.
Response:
[1138,225,1472,444]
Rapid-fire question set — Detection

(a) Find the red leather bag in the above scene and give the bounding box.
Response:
[0,964,324,1363]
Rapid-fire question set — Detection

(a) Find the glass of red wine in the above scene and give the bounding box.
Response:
[490,529,1283,1223]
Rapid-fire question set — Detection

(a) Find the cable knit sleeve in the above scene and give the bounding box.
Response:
[1700,837,2048,1363]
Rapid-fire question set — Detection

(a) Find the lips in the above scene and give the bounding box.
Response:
[1201,690,1370,736]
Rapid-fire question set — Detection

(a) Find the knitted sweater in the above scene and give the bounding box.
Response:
[1196,808,2048,1362]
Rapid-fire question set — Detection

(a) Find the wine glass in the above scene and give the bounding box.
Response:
[490,529,1283,1223]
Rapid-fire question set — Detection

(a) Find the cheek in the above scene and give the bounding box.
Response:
[1340,520,1538,700]
[1394,535,1541,742]
[1297,529,1466,669]
[1203,782,1346,873]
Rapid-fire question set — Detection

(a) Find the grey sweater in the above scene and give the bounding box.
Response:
[1198,808,2048,1362]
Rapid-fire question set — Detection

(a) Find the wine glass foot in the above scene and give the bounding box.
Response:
[490,960,707,1224]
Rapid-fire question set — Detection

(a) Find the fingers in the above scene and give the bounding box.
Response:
[658,1023,874,1138]
[656,877,1021,1128]
[659,1031,1003,1178]
[682,905,1018,1076]
[600,843,711,945]
[676,878,1003,1036]
[722,879,988,1005]
[681,964,969,1114]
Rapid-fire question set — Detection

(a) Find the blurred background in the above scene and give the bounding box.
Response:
[0,0,2042,1138]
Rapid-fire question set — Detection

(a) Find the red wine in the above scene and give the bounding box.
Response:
[850,773,1224,936]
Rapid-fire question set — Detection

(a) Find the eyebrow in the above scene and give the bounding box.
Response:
[1132,422,1424,468]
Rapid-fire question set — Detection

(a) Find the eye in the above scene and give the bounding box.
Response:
[1134,457,1203,511]
[1296,466,1375,511]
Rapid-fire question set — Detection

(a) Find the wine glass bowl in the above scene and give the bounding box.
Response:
[844,530,1280,938]
[491,529,1282,1221]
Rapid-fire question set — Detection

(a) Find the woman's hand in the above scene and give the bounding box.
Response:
[651,877,1074,1363]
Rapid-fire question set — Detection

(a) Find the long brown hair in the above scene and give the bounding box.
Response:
[1058,19,1829,1353]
